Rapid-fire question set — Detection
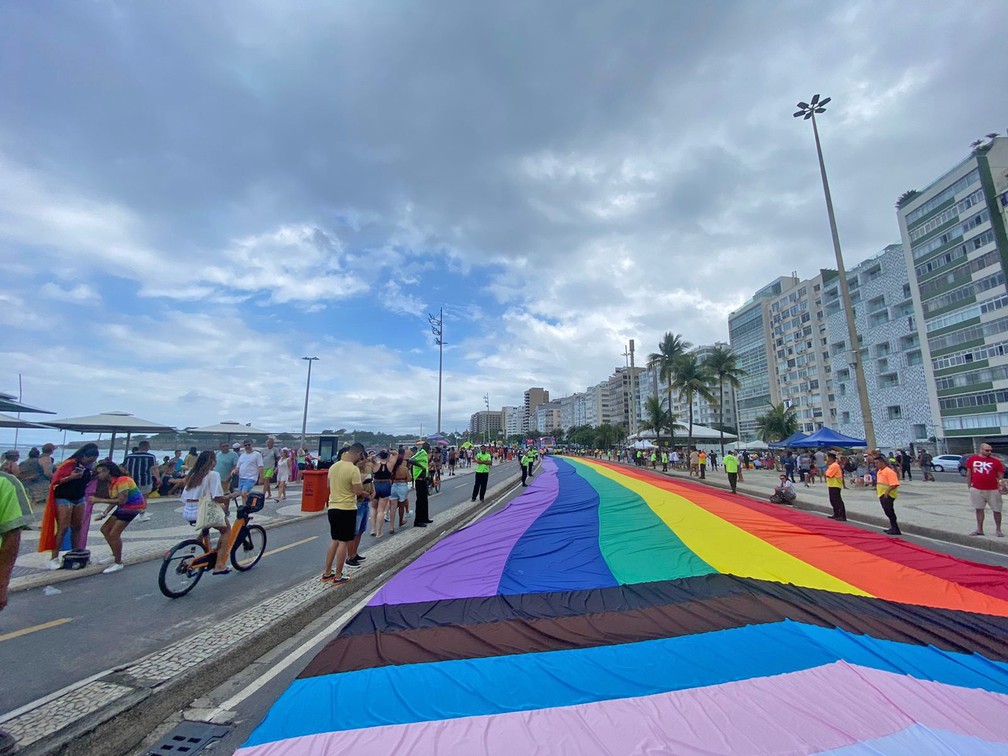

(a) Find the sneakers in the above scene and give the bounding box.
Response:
[102,563,124,574]
[136,513,152,523]
[331,575,351,585]
[47,558,62,570]
[346,556,361,567]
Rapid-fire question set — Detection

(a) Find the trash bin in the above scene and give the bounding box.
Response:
[301,470,329,512]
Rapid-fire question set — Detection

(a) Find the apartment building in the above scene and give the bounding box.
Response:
[606,366,644,432]
[469,410,503,440]
[522,388,549,434]
[636,344,739,433]
[501,405,521,438]
[534,400,562,434]
[897,137,1008,453]
[823,244,935,448]
[728,276,797,441]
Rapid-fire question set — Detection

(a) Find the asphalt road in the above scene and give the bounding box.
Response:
[0,461,520,716]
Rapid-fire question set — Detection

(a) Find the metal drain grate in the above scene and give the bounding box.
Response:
[145,722,230,755]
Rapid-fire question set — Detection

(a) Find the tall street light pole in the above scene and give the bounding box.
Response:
[429,307,444,434]
[794,95,876,449]
[300,356,319,447]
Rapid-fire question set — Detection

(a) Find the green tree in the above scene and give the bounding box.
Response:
[703,345,747,456]
[754,402,799,442]
[673,351,716,454]
[595,423,624,450]
[649,333,692,431]
[640,396,669,448]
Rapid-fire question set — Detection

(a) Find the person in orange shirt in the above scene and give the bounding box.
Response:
[698,451,707,479]
[824,452,847,521]
[874,453,901,536]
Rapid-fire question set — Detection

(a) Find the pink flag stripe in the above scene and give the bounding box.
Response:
[234,660,1008,755]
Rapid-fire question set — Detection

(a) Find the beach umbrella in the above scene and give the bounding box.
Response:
[0,391,55,414]
[45,411,176,458]
[186,421,273,443]
[0,412,50,429]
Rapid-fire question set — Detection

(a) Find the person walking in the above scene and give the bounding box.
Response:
[390,447,410,532]
[260,438,280,501]
[874,453,902,536]
[236,440,264,495]
[824,452,847,521]
[90,461,147,573]
[964,443,1005,538]
[723,450,741,494]
[275,448,291,502]
[321,443,365,585]
[409,442,432,527]
[213,442,239,494]
[371,449,394,537]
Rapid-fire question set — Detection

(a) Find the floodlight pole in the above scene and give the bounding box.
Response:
[300,356,319,446]
[794,95,876,449]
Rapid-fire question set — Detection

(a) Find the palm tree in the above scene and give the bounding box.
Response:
[672,351,716,455]
[649,332,692,434]
[754,402,799,442]
[703,345,746,457]
[641,396,669,448]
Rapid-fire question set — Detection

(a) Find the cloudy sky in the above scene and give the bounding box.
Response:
[3,0,1007,443]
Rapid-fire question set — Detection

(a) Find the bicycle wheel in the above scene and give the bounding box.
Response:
[158,539,207,598]
[231,524,267,571]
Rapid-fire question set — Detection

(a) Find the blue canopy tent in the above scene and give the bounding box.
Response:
[790,427,867,448]
[769,431,809,449]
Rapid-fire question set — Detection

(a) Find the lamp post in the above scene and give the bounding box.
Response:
[300,356,319,446]
[794,95,876,449]
[428,307,444,434]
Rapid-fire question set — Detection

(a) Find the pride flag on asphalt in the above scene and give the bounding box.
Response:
[239,456,1008,754]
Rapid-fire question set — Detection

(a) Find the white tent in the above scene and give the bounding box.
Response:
[186,421,273,441]
[729,440,770,451]
[629,423,737,443]
[631,440,658,450]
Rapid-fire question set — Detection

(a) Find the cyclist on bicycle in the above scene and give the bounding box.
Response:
[180,450,239,575]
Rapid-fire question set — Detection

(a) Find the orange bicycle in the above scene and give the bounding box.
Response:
[158,492,267,598]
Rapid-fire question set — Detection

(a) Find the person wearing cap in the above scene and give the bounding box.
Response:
[408,442,432,527]
[471,444,493,502]
[769,474,796,504]
[214,441,239,494]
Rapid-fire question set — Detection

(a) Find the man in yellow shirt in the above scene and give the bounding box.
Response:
[874,453,902,536]
[322,443,365,585]
[698,451,707,479]
[472,444,493,502]
[824,452,847,521]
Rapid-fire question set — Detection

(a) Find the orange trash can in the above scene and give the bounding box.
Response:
[300,470,329,512]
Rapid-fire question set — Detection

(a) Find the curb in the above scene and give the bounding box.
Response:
[6,472,522,756]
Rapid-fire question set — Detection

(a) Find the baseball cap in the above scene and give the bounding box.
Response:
[232,442,241,450]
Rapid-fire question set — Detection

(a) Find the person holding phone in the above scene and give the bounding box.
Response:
[39,443,100,569]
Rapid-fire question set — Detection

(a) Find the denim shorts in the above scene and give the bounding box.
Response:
[373,480,392,499]
[356,500,369,535]
[238,478,256,493]
[55,498,84,507]
[391,482,409,502]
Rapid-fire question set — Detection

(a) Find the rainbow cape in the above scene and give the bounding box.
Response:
[240,456,1008,754]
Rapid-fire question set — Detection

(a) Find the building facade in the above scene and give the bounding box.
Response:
[522,388,549,434]
[824,244,935,449]
[636,344,739,434]
[897,137,1008,453]
[501,405,521,438]
[534,400,562,435]
[729,276,797,441]
[469,410,503,440]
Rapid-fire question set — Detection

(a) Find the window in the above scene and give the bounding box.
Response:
[878,373,900,388]
[906,350,923,366]
[905,168,979,225]
[841,411,851,423]
[887,406,902,420]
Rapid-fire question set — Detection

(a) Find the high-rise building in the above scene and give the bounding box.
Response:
[824,244,935,448]
[897,137,1008,453]
[501,405,521,438]
[767,271,836,434]
[606,366,644,431]
[729,276,798,441]
[522,387,549,433]
[534,401,562,434]
[469,410,503,440]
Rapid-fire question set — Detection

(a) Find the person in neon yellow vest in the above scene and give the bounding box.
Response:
[471,445,493,502]
[408,442,432,527]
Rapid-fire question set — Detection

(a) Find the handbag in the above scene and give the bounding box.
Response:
[195,485,227,530]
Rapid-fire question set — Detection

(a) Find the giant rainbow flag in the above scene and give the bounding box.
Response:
[240,456,1008,754]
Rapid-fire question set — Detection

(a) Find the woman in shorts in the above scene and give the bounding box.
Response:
[179,451,237,575]
[390,447,411,531]
[91,461,146,574]
[41,443,100,569]
[371,449,394,537]
[275,448,291,502]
